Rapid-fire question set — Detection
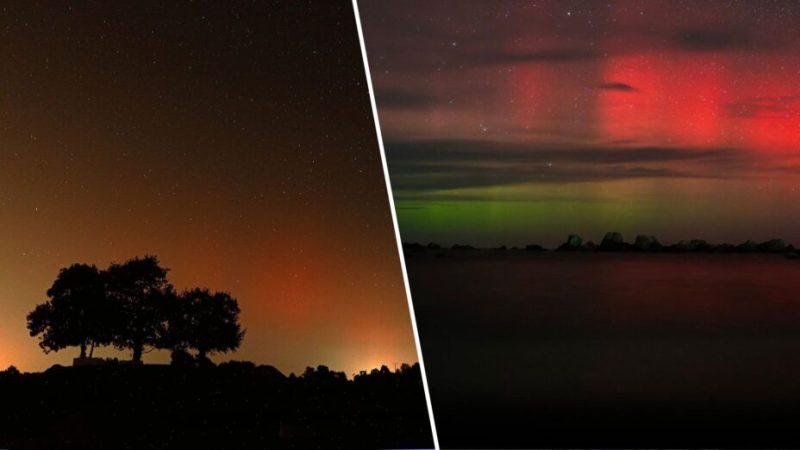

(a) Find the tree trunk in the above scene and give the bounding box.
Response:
[80,342,87,359]
[89,341,95,358]
[132,345,143,363]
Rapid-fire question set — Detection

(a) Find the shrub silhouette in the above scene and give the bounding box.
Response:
[2,365,20,376]
[27,264,114,358]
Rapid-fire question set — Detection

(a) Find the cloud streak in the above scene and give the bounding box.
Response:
[385,139,755,192]
[726,94,800,118]
[386,139,747,165]
[375,88,440,109]
[597,82,638,92]
[672,28,762,52]
[477,48,602,65]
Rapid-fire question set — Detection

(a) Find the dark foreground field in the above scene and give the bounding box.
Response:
[0,362,432,450]
[406,249,800,448]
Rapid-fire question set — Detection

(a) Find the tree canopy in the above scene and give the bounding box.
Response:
[176,288,245,361]
[27,264,113,358]
[26,256,244,363]
[105,256,174,362]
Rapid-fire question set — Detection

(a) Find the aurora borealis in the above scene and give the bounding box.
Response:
[361,0,800,247]
[0,2,418,375]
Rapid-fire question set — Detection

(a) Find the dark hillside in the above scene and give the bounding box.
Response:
[0,362,432,450]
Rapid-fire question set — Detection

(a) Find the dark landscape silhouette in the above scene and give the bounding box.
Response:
[404,232,798,256]
[1,257,432,449]
[0,361,430,449]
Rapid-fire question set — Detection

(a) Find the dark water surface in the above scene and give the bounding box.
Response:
[407,252,800,448]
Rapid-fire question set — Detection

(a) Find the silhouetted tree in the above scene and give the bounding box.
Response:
[25,255,248,365]
[160,290,192,354]
[26,264,114,358]
[178,288,244,361]
[302,364,347,383]
[105,256,174,363]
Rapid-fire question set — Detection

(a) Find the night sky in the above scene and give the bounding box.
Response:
[361,0,800,247]
[0,1,418,375]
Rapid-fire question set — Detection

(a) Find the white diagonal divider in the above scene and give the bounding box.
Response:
[350,1,441,449]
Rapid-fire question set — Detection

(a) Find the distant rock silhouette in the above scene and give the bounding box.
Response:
[557,234,583,251]
[600,232,626,251]
[525,244,544,251]
[759,238,789,253]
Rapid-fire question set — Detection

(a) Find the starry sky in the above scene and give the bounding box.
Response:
[360,0,800,247]
[0,1,418,376]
